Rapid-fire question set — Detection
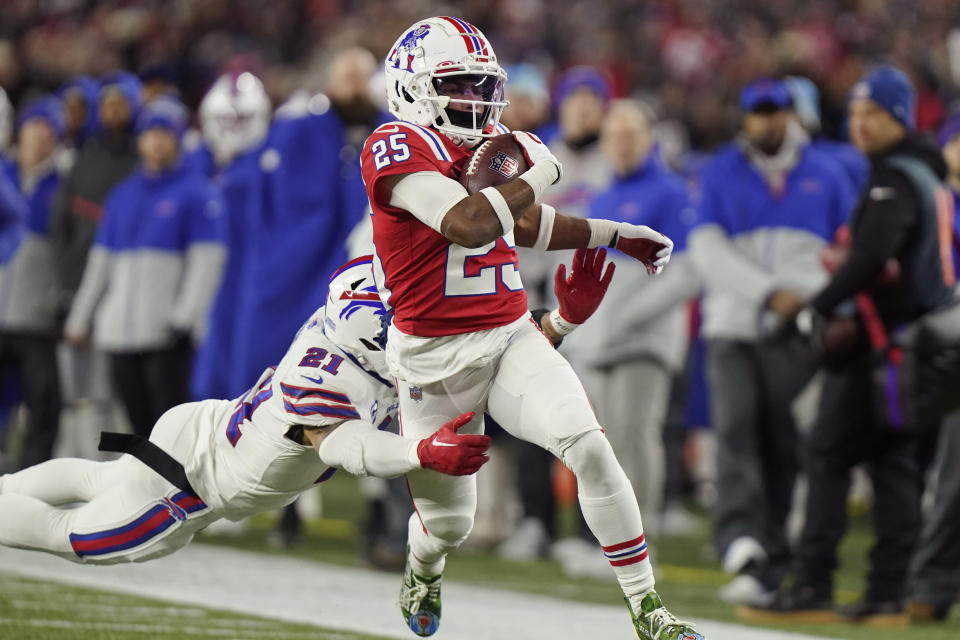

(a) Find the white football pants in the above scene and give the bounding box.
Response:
[0,404,216,564]
[397,318,655,599]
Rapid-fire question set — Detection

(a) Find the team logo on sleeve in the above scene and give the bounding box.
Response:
[490,151,519,178]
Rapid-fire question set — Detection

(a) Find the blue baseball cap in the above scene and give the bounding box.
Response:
[18,95,66,139]
[135,96,188,140]
[937,112,960,149]
[740,79,793,112]
[553,66,611,106]
[849,66,916,130]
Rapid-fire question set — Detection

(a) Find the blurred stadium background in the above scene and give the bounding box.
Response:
[0,1,959,639]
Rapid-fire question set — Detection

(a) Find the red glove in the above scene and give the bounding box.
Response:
[416,412,490,476]
[554,247,616,326]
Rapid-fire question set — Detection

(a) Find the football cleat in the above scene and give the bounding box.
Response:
[399,555,443,637]
[627,592,705,640]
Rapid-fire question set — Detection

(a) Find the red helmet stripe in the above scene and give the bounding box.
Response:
[338,291,382,301]
[438,15,479,54]
[329,255,373,281]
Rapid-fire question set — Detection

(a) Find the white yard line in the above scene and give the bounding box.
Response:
[0,544,839,640]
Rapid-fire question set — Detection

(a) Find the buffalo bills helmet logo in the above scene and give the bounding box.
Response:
[338,285,386,322]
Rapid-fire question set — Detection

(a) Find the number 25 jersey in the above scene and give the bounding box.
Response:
[361,121,527,337]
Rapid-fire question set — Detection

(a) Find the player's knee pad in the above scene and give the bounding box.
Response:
[560,430,627,497]
[421,511,475,548]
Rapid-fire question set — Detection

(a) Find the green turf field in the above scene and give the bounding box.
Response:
[0,573,390,640]
[198,473,959,640]
[0,472,957,639]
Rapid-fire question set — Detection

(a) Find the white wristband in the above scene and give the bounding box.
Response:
[587,218,619,249]
[518,163,555,201]
[532,204,556,251]
[479,186,515,236]
[548,308,579,336]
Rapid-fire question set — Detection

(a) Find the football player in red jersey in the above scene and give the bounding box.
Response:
[362,16,703,640]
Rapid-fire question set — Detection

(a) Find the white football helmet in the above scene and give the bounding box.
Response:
[384,16,508,147]
[323,257,389,378]
[199,72,271,165]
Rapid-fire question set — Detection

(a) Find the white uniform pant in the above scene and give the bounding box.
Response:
[0,404,217,564]
[396,318,605,563]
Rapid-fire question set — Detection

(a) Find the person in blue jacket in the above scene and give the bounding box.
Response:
[64,96,227,438]
[259,48,392,548]
[688,78,857,607]
[231,48,390,407]
[562,99,701,539]
[0,96,66,469]
[186,71,274,401]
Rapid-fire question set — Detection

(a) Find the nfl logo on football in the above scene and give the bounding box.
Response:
[489,151,519,178]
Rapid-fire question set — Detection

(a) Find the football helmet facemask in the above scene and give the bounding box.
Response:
[384,16,508,148]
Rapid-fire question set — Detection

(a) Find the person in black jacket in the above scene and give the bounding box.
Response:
[740,66,953,627]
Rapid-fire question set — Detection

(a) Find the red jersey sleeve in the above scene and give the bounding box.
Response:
[361,122,461,206]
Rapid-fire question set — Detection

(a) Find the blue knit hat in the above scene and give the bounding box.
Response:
[18,95,66,139]
[740,78,793,112]
[135,96,188,140]
[938,112,960,149]
[849,66,916,130]
[59,75,101,140]
[99,70,144,121]
[553,66,611,106]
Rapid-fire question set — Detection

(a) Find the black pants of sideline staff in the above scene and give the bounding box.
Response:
[0,332,61,469]
[794,354,922,604]
[109,346,192,438]
[909,411,960,616]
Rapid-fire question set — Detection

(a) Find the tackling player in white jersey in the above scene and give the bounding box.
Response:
[362,16,703,640]
[0,250,608,569]
[0,256,487,563]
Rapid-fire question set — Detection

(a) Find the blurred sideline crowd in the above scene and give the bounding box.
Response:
[0,0,958,629]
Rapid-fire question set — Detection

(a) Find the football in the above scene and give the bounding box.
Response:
[458,134,530,194]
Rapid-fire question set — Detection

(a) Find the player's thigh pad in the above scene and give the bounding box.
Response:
[487,321,602,457]
[68,459,213,564]
[395,371,490,546]
[395,365,492,438]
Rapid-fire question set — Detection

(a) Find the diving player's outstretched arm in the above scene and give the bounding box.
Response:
[304,412,489,479]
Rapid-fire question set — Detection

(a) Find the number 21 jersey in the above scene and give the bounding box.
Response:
[361,121,527,337]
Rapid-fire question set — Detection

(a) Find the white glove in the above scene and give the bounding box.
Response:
[587,219,674,275]
[617,223,673,274]
[513,131,562,200]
